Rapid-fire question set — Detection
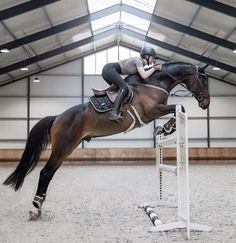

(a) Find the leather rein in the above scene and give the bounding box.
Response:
[161,65,209,102]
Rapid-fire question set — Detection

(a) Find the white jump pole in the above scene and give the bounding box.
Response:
[144,105,211,240]
[143,203,163,226]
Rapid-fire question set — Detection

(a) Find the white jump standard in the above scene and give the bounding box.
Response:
[143,105,211,240]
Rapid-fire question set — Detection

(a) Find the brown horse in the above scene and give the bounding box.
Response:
[3,62,210,219]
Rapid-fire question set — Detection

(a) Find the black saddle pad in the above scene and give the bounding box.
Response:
[89,95,114,113]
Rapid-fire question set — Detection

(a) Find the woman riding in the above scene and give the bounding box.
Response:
[102,47,162,121]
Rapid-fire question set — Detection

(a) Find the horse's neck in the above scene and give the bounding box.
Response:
[149,63,193,92]
[146,73,178,92]
[126,63,194,92]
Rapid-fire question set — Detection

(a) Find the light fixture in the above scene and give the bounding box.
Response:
[0,48,10,53]
[33,77,40,83]
[212,67,221,71]
[233,49,236,53]
[20,66,29,71]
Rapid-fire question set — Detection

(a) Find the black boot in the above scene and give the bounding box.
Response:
[109,88,127,121]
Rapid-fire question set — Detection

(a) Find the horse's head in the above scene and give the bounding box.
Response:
[185,65,210,110]
[143,62,210,110]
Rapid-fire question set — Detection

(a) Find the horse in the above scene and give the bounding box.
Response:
[3,62,210,220]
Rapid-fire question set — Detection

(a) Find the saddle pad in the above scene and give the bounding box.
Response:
[89,95,114,113]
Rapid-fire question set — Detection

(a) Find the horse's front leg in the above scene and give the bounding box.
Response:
[154,104,185,136]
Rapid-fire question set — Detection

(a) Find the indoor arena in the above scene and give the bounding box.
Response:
[0,0,235,242]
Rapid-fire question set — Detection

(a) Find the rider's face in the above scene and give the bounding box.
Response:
[143,56,155,65]
[149,56,155,65]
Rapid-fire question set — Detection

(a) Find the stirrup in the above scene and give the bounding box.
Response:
[109,109,123,121]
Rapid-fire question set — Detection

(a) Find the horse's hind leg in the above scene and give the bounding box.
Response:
[29,122,84,220]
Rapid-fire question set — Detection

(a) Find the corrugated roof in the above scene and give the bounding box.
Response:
[0,0,235,86]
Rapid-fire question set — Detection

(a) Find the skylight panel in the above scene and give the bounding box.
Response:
[91,12,120,32]
[121,12,150,31]
[87,0,120,13]
[122,0,156,13]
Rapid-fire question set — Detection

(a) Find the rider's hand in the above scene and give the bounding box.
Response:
[154,64,162,71]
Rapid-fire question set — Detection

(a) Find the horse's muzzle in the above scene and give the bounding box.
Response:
[199,97,210,109]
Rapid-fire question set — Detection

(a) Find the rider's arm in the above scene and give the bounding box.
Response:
[137,65,162,79]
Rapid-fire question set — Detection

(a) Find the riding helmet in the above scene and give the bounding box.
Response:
[140,47,157,58]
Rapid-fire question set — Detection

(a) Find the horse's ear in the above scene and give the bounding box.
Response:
[198,67,204,73]
[197,63,208,73]
[197,64,209,73]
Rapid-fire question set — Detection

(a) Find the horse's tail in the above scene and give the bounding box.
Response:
[3,116,56,191]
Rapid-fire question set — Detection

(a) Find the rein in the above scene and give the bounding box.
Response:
[143,84,169,95]
[162,65,198,91]
[161,65,208,101]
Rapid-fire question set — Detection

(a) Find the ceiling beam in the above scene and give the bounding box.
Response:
[0,26,235,76]
[121,28,236,74]
[122,4,236,51]
[0,4,120,51]
[1,40,235,88]
[0,0,61,21]
[185,0,236,18]
[0,42,118,87]
[1,3,235,53]
[0,29,117,75]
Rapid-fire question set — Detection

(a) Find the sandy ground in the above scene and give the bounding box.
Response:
[0,163,236,243]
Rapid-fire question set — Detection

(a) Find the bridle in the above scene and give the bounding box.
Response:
[162,64,209,102]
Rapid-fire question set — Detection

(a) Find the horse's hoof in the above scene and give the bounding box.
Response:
[29,208,42,220]
[154,126,163,135]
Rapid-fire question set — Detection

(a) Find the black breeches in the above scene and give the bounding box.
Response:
[102,63,128,93]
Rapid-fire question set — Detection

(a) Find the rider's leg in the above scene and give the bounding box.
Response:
[109,87,128,120]
[102,63,129,120]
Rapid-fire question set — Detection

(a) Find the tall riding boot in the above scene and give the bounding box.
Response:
[109,88,128,121]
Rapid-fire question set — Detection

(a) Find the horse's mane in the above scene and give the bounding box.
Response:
[163,62,205,74]
[162,62,193,72]
[125,62,192,84]
[163,61,190,66]
[125,61,204,89]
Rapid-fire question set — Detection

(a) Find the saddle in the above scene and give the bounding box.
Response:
[89,85,133,113]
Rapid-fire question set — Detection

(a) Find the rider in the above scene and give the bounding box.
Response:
[102,47,162,121]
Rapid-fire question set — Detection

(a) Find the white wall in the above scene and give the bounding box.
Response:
[208,78,236,147]
[0,59,235,148]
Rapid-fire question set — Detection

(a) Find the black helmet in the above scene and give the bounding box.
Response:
[140,47,157,58]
